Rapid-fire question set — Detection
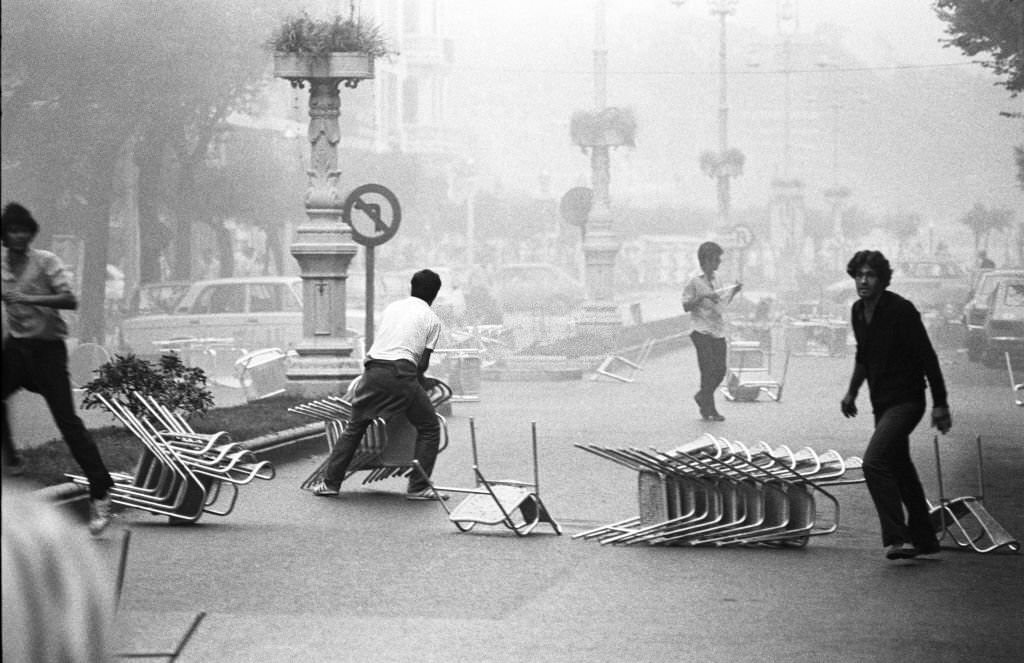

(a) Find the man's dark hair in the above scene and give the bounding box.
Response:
[697,241,723,268]
[846,250,892,287]
[1,202,40,237]
[410,269,442,304]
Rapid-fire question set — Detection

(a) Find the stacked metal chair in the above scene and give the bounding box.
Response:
[573,433,864,548]
[295,378,452,490]
[67,393,275,524]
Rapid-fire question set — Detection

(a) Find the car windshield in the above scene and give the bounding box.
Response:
[135,284,188,315]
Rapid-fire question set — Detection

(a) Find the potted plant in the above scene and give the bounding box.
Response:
[570,107,638,150]
[269,12,391,84]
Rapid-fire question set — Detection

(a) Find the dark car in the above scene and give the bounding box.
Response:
[980,277,1024,367]
[962,269,1024,361]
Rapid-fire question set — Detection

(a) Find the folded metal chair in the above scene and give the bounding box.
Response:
[415,419,561,536]
[1007,352,1024,406]
[67,395,210,524]
[574,437,859,548]
[296,379,452,492]
[721,348,790,402]
[929,435,1020,554]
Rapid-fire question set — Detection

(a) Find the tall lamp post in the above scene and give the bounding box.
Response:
[273,52,376,396]
[575,0,624,333]
[709,0,739,228]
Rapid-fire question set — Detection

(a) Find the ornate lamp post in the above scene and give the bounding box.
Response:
[571,0,628,334]
[272,21,382,396]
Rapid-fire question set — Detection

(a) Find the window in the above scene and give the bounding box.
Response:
[194,285,245,314]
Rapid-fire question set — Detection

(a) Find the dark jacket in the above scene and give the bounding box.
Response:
[852,290,948,412]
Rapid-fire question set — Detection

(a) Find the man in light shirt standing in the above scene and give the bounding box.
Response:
[310,269,446,500]
[681,241,741,422]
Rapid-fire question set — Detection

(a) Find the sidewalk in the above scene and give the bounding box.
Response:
[99,347,1022,663]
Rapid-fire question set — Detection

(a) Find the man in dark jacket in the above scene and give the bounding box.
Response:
[840,250,951,560]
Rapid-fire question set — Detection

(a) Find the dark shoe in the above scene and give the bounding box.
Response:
[309,479,340,497]
[885,543,918,560]
[405,488,449,501]
[5,456,25,477]
[703,412,726,422]
[913,540,942,556]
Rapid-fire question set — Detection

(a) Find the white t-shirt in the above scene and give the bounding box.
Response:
[366,296,442,366]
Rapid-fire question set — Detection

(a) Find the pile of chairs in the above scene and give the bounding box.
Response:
[294,378,452,489]
[67,393,275,524]
[573,433,864,548]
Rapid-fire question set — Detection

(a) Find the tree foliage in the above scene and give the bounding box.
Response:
[936,0,1024,96]
[2,0,284,340]
[958,202,1015,251]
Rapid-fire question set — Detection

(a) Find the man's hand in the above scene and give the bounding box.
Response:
[840,393,858,418]
[2,290,26,304]
[932,406,952,434]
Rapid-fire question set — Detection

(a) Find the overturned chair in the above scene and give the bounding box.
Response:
[574,434,863,548]
[295,378,452,490]
[721,342,790,403]
[930,435,1020,554]
[68,393,275,525]
[413,419,561,536]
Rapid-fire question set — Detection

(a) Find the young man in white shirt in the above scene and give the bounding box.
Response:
[310,269,446,500]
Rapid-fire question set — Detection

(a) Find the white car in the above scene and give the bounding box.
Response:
[119,276,366,358]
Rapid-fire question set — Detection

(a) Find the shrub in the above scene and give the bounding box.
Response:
[268,12,390,58]
[80,353,215,421]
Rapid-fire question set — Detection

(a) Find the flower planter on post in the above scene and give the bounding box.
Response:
[272,51,375,397]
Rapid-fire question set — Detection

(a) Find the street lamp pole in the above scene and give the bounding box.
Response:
[576,0,622,332]
[711,0,738,228]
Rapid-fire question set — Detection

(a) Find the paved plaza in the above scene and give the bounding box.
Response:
[81,339,1024,663]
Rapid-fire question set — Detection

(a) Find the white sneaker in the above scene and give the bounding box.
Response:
[89,496,113,536]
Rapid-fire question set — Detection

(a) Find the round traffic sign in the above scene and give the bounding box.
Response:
[342,184,401,247]
[559,187,593,227]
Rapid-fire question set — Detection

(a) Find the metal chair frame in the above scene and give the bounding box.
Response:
[415,419,562,536]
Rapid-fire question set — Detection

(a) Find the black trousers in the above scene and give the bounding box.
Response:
[321,360,441,492]
[690,331,727,416]
[862,399,938,548]
[2,338,113,499]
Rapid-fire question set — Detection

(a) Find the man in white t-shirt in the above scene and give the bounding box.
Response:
[310,269,446,500]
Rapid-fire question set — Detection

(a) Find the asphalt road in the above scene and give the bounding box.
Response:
[89,341,1023,663]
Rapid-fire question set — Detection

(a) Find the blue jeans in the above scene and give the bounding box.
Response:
[2,338,113,500]
[690,331,727,416]
[321,360,441,493]
[863,400,938,548]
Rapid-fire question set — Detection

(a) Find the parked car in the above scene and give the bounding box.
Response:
[962,269,1024,361]
[891,259,971,316]
[119,276,365,358]
[124,281,191,317]
[490,263,586,315]
[378,267,501,327]
[980,277,1024,367]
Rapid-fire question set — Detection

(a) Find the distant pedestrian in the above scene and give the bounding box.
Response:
[977,250,995,269]
[309,269,447,500]
[840,249,951,561]
[682,241,742,421]
[1,202,115,535]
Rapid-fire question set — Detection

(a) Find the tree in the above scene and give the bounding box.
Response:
[883,211,923,257]
[936,0,1024,97]
[958,202,1015,251]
